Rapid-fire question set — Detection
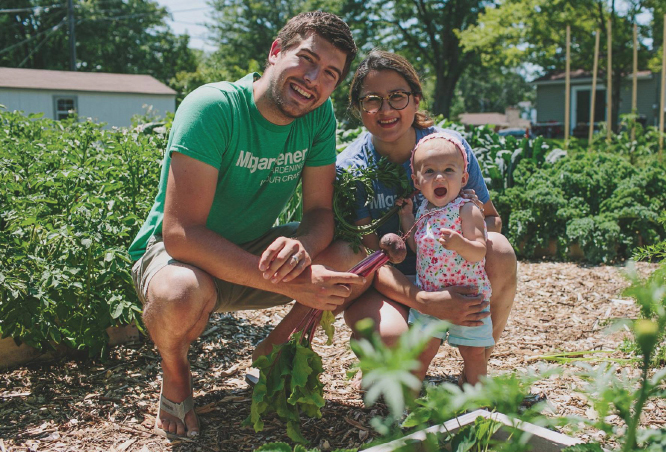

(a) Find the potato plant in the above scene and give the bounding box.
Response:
[0,109,163,357]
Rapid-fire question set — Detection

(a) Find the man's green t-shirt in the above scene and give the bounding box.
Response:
[128,73,337,261]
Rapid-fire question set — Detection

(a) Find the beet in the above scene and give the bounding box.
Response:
[379,233,407,264]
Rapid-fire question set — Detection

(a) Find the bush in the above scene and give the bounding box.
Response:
[0,109,163,357]
[497,151,666,263]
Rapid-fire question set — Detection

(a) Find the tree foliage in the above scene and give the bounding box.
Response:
[460,0,657,130]
[450,65,535,118]
[339,0,495,118]
[0,0,197,88]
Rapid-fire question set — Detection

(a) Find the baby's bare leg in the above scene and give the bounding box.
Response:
[415,337,442,382]
[457,345,487,386]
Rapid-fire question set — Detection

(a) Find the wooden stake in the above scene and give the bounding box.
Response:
[565,25,571,146]
[632,23,638,141]
[589,30,600,147]
[607,17,612,142]
[659,14,666,155]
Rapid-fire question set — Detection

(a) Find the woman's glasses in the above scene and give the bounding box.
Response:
[359,91,413,114]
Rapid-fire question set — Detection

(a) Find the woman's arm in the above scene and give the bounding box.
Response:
[481,199,502,233]
[373,265,490,327]
[354,216,380,251]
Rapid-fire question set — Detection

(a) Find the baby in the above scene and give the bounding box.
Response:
[399,132,493,386]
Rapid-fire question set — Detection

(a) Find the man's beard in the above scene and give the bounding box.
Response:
[267,76,313,120]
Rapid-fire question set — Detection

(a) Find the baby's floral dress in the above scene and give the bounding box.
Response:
[408,196,494,346]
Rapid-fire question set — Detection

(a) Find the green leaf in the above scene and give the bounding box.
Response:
[450,424,476,452]
[286,420,308,444]
[320,310,335,345]
[254,443,292,452]
[291,344,314,388]
[110,302,125,320]
[401,407,431,428]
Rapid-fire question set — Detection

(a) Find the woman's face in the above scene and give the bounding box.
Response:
[358,69,420,147]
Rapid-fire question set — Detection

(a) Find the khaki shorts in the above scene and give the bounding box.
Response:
[131,223,299,312]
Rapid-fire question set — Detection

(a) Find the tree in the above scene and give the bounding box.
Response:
[459,0,656,131]
[0,0,197,89]
[449,65,535,118]
[339,0,495,118]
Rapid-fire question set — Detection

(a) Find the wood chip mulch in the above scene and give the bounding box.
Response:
[1,261,664,452]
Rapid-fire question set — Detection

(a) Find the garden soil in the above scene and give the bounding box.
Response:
[1,261,663,452]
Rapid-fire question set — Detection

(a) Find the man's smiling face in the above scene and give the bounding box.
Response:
[264,32,346,122]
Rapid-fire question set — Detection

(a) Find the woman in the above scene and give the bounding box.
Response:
[337,50,517,382]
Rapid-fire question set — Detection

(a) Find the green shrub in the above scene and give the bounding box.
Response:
[0,109,162,357]
[497,151,666,263]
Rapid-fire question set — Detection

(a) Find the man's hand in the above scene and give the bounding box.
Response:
[417,285,489,327]
[288,265,366,311]
[439,228,464,251]
[259,237,312,283]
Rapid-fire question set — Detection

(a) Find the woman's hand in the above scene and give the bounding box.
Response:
[396,197,415,230]
[459,188,484,214]
[417,285,490,327]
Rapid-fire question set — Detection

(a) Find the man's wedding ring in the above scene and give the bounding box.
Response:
[290,255,300,265]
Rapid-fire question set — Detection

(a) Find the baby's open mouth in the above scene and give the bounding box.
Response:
[434,187,447,197]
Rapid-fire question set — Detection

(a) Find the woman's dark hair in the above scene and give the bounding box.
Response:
[274,11,357,83]
[349,49,433,129]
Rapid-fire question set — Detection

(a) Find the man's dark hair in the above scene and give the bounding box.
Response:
[274,11,357,83]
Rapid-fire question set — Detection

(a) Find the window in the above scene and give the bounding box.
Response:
[53,96,77,120]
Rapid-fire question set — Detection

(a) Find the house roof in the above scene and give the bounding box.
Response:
[459,112,510,127]
[0,67,176,95]
[532,69,652,84]
[459,112,532,129]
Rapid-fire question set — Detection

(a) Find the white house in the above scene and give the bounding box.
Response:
[532,69,658,137]
[0,67,176,128]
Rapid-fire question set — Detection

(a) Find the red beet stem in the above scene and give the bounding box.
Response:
[356,253,389,277]
[289,249,391,342]
[349,250,386,274]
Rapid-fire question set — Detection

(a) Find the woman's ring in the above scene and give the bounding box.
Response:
[291,255,300,265]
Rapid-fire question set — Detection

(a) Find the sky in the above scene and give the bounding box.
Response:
[156,0,216,52]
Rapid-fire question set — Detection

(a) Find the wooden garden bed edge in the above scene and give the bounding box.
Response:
[0,323,141,370]
[363,409,610,452]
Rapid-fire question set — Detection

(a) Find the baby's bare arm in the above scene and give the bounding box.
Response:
[439,203,486,262]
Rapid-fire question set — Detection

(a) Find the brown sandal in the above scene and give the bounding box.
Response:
[154,378,199,439]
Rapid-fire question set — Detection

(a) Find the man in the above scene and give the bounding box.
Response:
[128,11,363,439]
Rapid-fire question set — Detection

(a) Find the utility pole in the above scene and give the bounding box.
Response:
[607,17,612,141]
[564,25,570,147]
[68,0,76,71]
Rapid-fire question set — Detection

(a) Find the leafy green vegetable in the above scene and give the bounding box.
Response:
[247,250,395,443]
[0,109,163,356]
[245,332,325,444]
[333,157,412,249]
